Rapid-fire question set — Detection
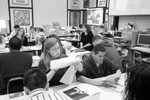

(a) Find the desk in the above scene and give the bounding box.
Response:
[131,46,150,53]
[130,46,150,63]
[0,74,125,100]
[0,45,42,55]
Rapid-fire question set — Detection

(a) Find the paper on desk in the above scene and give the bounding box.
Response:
[50,56,81,69]
[60,65,76,85]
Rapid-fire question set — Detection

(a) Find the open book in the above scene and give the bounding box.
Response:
[58,83,100,100]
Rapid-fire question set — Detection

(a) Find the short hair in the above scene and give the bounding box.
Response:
[9,37,22,50]
[92,43,105,54]
[30,26,34,30]
[23,68,47,91]
[14,25,20,28]
[92,35,103,43]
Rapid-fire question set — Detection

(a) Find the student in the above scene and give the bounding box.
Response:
[80,24,94,51]
[92,35,122,70]
[77,44,121,86]
[124,64,150,100]
[38,37,83,86]
[9,25,20,40]
[24,68,61,100]
[14,28,28,46]
[0,37,32,94]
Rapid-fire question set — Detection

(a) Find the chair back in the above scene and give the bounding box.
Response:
[7,76,24,94]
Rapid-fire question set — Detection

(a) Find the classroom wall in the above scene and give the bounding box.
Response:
[118,16,150,32]
[33,0,67,28]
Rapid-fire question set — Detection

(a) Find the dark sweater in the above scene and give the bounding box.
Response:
[77,54,118,79]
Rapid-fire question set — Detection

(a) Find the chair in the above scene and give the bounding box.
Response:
[5,74,24,94]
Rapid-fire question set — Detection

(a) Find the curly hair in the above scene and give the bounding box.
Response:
[124,63,150,100]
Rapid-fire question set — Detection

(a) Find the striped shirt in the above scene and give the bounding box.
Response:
[27,88,66,100]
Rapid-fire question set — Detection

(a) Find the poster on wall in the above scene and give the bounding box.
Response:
[87,8,104,25]
[9,0,32,7]
[83,0,89,8]
[70,0,80,9]
[10,8,33,31]
[98,0,107,7]
[89,0,97,8]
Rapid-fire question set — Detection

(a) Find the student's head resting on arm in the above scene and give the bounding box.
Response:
[24,68,49,95]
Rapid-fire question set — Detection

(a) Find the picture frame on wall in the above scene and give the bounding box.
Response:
[83,0,89,8]
[87,8,104,25]
[9,0,32,8]
[70,0,80,9]
[89,0,97,8]
[98,0,107,7]
[10,8,33,31]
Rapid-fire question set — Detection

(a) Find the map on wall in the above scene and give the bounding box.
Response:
[13,9,30,26]
[87,8,103,25]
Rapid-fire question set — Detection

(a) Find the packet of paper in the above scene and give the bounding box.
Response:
[58,83,101,100]
[50,56,81,69]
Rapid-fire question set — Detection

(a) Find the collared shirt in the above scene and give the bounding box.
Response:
[77,54,118,79]
[27,88,65,100]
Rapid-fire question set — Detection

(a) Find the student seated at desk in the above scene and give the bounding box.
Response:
[13,27,28,46]
[124,63,150,100]
[92,35,123,71]
[24,68,60,100]
[77,44,121,86]
[79,24,94,51]
[38,37,83,86]
[0,37,32,94]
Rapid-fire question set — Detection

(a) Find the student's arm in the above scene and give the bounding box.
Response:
[80,43,91,48]
[78,76,105,86]
[46,69,57,81]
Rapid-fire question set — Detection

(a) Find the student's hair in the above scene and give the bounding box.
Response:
[92,43,105,54]
[124,64,150,100]
[13,25,20,28]
[92,35,103,43]
[30,26,34,30]
[9,37,22,50]
[83,24,92,33]
[15,28,26,41]
[79,24,83,29]
[23,68,47,91]
[43,36,62,68]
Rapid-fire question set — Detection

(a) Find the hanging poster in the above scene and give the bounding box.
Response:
[87,8,104,25]
[89,0,96,8]
[9,0,32,7]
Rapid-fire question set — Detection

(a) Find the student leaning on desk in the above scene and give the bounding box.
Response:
[77,44,121,86]
[38,35,83,86]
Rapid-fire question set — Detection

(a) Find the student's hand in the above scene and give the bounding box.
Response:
[75,61,83,72]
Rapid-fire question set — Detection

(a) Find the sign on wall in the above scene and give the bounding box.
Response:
[70,0,80,9]
[9,0,32,8]
[98,0,107,7]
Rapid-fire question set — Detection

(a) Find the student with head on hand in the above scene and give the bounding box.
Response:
[9,25,20,40]
[24,68,61,100]
[124,64,150,100]
[77,44,121,86]
[38,36,83,86]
